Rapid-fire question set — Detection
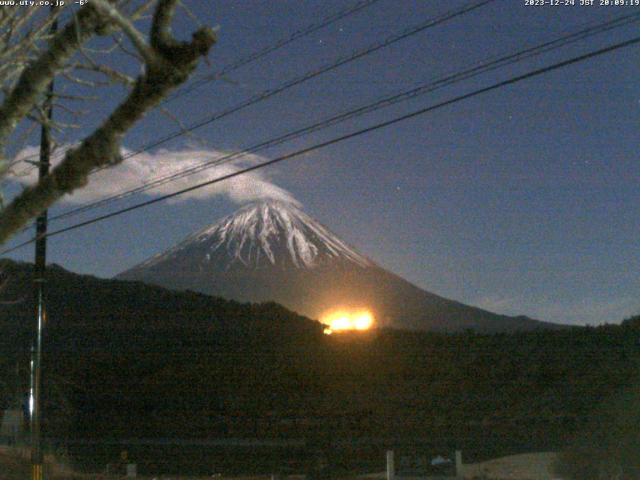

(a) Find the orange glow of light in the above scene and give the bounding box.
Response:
[322,309,375,334]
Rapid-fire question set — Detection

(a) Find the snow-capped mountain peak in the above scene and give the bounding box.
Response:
[135,201,372,271]
[118,201,557,333]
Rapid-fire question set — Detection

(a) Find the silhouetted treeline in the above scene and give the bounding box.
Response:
[1,260,639,474]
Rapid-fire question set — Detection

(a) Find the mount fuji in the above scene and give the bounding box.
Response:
[117,201,559,332]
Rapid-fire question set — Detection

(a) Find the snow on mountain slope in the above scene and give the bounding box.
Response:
[118,201,562,332]
[132,201,372,272]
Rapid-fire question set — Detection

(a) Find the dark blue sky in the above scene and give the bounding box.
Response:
[4,0,640,325]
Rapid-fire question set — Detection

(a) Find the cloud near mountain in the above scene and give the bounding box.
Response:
[9,146,299,206]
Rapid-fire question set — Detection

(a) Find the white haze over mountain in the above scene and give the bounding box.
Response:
[9,146,300,206]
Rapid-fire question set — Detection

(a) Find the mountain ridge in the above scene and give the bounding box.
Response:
[118,201,564,333]
[132,201,372,273]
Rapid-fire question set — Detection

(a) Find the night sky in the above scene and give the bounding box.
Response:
[3,0,640,326]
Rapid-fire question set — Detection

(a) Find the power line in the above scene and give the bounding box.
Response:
[2,34,638,256]
[9,0,384,171]
[17,0,494,175]
[3,0,498,239]
[10,0,495,219]
[41,0,497,221]
[87,0,496,176]
[47,11,640,223]
[164,0,385,104]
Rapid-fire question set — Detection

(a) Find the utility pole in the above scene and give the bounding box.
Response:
[30,9,57,480]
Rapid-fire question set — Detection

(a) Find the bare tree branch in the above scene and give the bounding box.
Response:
[0,5,113,168]
[91,0,157,65]
[112,31,144,61]
[61,71,110,88]
[74,62,136,86]
[0,1,216,244]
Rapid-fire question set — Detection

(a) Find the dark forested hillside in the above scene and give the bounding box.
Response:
[1,260,639,474]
